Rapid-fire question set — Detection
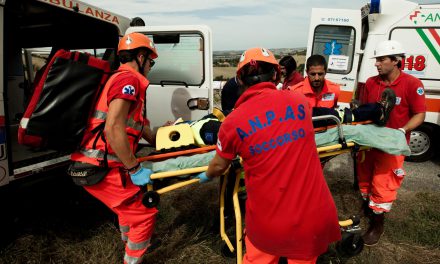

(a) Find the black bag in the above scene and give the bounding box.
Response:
[19,49,111,152]
[67,161,110,186]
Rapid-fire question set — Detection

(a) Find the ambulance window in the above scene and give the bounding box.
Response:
[146,33,204,86]
[312,25,356,74]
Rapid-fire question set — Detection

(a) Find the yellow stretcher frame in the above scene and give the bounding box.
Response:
[218,141,367,264]
[139,115,368,262]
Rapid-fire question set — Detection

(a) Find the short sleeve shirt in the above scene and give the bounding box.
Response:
[106,65,150,126]
[107,72,142,104]
[216,82,341,259]
[362,72,426,140]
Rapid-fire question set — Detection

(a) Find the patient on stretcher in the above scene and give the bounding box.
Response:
[155,88,396,152]
[312,88,396,128]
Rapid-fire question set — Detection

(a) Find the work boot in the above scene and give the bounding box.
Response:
[376,88,396,126]
[350,99,361,110]
[362,212,385,246]
[360,200,373,218]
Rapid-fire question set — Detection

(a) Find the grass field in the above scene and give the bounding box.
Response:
[0,153,439,264]
[214,55,305,80]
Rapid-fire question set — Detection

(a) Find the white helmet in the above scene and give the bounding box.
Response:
[371,40,405,58]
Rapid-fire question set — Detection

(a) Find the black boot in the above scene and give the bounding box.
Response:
[363,212,385,246]
[376,88,396,126]
[360,200,373,218]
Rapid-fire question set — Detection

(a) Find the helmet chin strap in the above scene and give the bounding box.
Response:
[135,55,148,75]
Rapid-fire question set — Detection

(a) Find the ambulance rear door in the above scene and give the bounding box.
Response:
[306,8,362,107]
[126,25,213,130]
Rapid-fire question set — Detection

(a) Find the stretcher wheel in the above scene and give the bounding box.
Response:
[336,232,364,257]
[142,191,160,208]
[350,215,361,226]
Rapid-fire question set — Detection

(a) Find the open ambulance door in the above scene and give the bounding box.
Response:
[126,26,213,131]
[306,8,362,107]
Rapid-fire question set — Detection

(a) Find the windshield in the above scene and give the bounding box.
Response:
[147,33,205,86]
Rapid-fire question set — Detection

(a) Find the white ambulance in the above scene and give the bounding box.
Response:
[306,0,440,162]
[0,0,213,187]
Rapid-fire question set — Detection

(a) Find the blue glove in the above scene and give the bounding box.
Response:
[195,172,212,183]
[129,164,153,186]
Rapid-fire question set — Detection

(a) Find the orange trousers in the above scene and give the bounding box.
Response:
[243,237,318,264]
[356,149,405,213]
[85,168,158,264]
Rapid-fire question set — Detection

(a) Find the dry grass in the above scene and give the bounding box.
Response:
[0,155,439,264]
[213,56,305,81]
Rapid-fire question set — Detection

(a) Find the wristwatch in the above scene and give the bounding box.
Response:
[127,163,141,173]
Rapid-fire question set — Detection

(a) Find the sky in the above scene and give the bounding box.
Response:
[82,0,438,51]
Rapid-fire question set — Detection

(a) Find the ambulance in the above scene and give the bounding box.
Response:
[0,0,213,187]
[306,0,440,162]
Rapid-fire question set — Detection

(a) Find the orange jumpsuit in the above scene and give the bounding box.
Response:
[71,64,157,264]
[357,72,426,212]
[289,78,340,109]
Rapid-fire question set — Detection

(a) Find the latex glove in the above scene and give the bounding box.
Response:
[130,164,153,186]
[195,172,212,183]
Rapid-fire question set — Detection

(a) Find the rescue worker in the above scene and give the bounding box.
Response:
[71,32,159,263]
[289,54,340,109]
[279,55,304,90]
[195,47,341,263]
[289,54,394,128]
[357,40,426,246]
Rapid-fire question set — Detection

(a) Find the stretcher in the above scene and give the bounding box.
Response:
[136,115,410,263]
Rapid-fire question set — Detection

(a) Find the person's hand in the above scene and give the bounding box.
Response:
[129,164,153,186]
[194,172,212,183]
[163,120,174,126]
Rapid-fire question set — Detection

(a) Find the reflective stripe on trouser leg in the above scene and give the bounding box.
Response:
[83,168,158,264]
[120,224,129,243]
[356,150,374,199]
[116,194,157,264]
[369,152,405,213]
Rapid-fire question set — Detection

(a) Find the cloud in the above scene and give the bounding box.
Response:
[82,0,438,50]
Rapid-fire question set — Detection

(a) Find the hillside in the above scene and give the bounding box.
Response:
[214,48,306,80]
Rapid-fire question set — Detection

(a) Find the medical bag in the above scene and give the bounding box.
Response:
[18,49,111,152]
